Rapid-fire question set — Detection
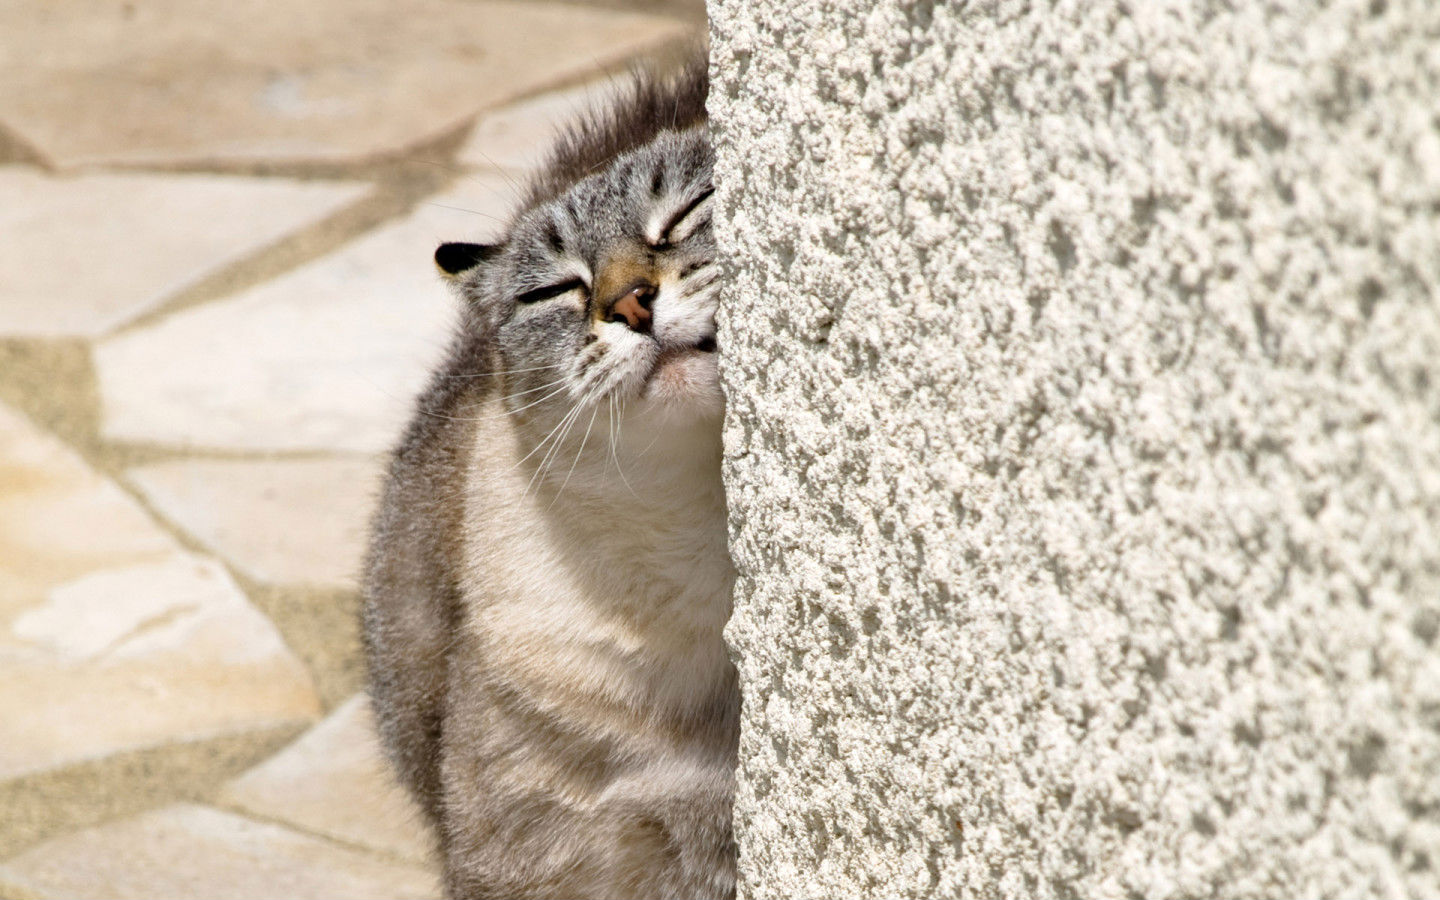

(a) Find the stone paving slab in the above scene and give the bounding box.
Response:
[0,0,686,170]
[458,80,620,173]
[220,695,434,863]
[0,170,365,338]
[94,178,517,453]
[0,803,441,899]
[0,402,174,605]
[127,456,386,589]
[2,554,322,783]
[0,403,320,781]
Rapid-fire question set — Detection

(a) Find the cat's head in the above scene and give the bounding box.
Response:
[439,124,721,447]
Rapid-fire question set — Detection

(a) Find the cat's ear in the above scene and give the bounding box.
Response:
[435,242,500,280]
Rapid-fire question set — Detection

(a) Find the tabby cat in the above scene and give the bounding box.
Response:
[362,57,738,899]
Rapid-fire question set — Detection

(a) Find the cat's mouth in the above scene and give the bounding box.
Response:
[633,331,723,413]
[652,335,717,369]
[641,334,719,404]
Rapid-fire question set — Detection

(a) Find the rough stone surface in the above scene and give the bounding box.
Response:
[0,803,440,899]
[0,171,364,338]
[94,181,515,453]
[220,695,434,863]
[0,0,685,169]
[710,1,1440,897]
[127,457,385,588]
[457,80,619,172]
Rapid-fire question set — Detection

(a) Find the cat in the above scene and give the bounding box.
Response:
[361,56,738,900]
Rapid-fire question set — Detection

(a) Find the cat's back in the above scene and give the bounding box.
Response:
[361,314,494,821]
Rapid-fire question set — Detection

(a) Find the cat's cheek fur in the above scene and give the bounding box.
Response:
[642,351,723,416]
[652,286,718,349]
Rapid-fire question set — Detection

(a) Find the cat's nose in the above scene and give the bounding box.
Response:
[602,284,655,334]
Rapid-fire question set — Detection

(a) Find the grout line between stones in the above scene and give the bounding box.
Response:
[0,121,51,172]
[105,127,476,338]
[0,724,307,862]
[0,345,364,715]
[203,798,437,871]
[111,473,364,713]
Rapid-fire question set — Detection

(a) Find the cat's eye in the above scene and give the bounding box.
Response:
[514,279,586,304]
[654,186,715,249]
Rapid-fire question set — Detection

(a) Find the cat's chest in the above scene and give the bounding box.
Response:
[456,409,735,717]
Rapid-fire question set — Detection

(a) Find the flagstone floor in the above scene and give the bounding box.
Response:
[0,2,700,896]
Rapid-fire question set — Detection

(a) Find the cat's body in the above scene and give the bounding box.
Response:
[362,59,738,899]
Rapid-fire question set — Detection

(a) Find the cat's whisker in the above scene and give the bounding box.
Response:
[441,363,567,380]
[453,382,566,425]
[551,403,601,510]
[521,423,569,498]
[416,396,497,424]
[524,389,592,500]
[431,368,575,423]
[610,395,641,500]
[413,156,528,208]
[520,379,599,490]
[485,379,574,422]
[500,377,573,402]
[454,148,528,200]
[682,269,721,292]
[636,411,668,459]
[512,393,585,473]
[605,395,617,474]
[422,200,508,224]
[680,280,722,304]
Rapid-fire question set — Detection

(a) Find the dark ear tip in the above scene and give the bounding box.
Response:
[435,242,495,276]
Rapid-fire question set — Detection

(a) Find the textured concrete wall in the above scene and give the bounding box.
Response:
[710,1,1440,896]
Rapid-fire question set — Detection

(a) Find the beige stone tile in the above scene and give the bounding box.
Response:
[0,170,365,338]
[0,402,174,607]
[0,403,320,781]
[0,803,441,899]
[127,457,386,589]
[0,0,687,170]
[1,554,322,782]
[94,179,516,453]
[458,80,622,173]
[220,695,435,863]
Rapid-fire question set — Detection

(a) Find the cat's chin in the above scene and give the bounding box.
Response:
[639,346,723,418]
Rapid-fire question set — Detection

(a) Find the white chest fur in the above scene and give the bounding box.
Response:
[459,397,736,740]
